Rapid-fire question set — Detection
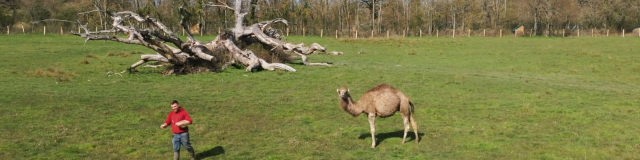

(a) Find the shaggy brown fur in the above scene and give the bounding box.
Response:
[337,84,419,148]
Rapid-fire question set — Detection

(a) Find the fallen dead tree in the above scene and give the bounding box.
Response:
[72,0,340,75]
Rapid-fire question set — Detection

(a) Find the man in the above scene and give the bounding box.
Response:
[160,100,197,160]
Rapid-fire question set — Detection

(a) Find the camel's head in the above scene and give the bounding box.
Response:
[337,87,350,98]
[337,87,360,117]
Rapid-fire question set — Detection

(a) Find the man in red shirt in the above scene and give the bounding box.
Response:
[160,100,196,160]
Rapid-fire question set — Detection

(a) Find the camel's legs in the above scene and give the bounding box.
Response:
[368,114,377,148]
[402,115,410,143]
[410,114,419,143]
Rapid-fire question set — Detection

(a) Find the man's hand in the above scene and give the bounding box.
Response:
[160,123,168,128]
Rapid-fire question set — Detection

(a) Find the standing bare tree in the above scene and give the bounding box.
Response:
[528,0,543,36]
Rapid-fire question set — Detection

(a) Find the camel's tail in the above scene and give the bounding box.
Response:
[408,101,415,113]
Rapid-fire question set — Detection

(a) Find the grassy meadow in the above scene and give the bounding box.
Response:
[1,34,640,159]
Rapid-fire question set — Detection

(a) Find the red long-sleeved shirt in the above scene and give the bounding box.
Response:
[164,107,193,134]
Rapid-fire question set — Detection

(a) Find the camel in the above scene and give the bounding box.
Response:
[337,84,419,148]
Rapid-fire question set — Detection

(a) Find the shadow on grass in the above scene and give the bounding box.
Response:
[358,130,424,147]
[196,146,225,159]
[288,62,334,66]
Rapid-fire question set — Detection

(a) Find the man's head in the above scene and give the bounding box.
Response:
[171,100,180,112]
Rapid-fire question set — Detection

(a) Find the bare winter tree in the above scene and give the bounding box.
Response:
[528,0,543,36]
[72,0,340,75]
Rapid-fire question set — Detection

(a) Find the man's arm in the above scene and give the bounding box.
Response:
[160,123,168,128]
[175,111,193,127]
[161,114,172,128]
[175,120,190,127]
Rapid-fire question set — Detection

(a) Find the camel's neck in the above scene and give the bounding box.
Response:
[340,95,363,117]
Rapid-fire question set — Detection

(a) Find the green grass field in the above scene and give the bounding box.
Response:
[1,34,640,159]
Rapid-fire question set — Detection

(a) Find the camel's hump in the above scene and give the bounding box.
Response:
[366,84,398,93]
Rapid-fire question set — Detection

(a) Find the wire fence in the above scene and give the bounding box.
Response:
[5,24,640,38]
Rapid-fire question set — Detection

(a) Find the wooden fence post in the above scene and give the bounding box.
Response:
[591,29,594,37]
[436,29,439,37]
[403,30,406,37]
[387,30,389,38]
[419,29,422,38]
[303,27,305,36]
[335,30,338,38]
[22,25,25,34]
[355,30,358,39]
[371,30,373,38]
[577,29,580,37]
[622,29,625,37]
[44,26,46,35]
[286,27,289,36]
[6,26,8,34]
[607,29,609,37]
[321,29,323,37]
[483,29,486,37]
[468,29,471,37]
[499,29,502,37]
[562,29,565,37]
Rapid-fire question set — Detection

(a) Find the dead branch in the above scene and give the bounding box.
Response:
[70,0,339,75]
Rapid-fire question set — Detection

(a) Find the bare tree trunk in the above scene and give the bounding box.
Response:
[339,1,342,32]
[544,0,554,36]
[346,0,350,33]
[404,0,409,34]
[452,6,456,36]
[372,0,375,35]
[534,15,538,35]
[378,0,382,34]
[356,1,359,35]
[428,0,434,34]
[529,1,541,36]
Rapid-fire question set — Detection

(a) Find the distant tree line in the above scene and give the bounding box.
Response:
[2,0,640,36]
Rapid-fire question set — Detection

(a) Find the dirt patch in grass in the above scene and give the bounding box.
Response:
[107,51,143,57]
[27,67,77,82]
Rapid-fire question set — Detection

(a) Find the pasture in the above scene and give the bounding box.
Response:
[1,35,640,159]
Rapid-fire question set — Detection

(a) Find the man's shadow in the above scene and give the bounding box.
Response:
[359,130,424,147]
[196,146,225,159]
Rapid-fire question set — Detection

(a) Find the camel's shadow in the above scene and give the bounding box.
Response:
[358,130,424,147]
[196,146,225,159]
